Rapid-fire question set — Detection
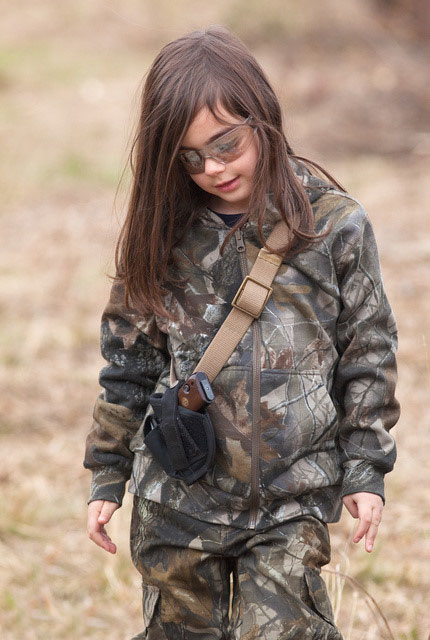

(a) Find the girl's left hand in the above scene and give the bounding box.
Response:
[342,492,383,553]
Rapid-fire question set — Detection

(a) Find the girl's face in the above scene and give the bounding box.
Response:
[180,106,259,215]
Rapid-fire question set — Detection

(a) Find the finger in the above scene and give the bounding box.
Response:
[353,505,372,544]
[98,501,119,525]
[90,525,117,554]
[364,508,382,553]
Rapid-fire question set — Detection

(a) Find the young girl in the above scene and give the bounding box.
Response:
[85,26,399,639]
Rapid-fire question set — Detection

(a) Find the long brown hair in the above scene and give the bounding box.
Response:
[116,26,343,316]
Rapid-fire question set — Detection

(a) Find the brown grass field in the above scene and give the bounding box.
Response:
[0,1,429,638]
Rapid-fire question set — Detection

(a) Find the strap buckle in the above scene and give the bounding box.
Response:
[231,275,273,319]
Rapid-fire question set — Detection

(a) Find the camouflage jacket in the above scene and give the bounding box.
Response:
[84,166,399,529]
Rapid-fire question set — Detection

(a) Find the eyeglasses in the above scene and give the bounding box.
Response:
[178,116,257,175]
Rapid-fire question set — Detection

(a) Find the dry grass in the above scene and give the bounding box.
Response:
[0,1,429,638]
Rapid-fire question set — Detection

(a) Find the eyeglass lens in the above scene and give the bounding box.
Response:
[179,125,255,174]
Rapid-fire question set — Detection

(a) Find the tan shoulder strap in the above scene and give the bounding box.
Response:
[185,220,289,384]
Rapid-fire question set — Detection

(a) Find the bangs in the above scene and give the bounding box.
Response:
[195,81,248,123]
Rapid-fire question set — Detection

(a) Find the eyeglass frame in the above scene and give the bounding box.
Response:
[178,116,257,175]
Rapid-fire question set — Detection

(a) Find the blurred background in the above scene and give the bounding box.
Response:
[0,1,429,638]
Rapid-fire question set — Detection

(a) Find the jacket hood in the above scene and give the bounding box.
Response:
[289,157,333,204]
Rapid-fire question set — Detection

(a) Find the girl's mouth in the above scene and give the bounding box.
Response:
[215,176,240,192]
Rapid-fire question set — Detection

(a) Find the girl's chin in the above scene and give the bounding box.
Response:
[209,192,251,215]
[210,199,249,215]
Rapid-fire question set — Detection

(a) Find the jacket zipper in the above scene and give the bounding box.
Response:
[234,228,261,529]
[248,321,261,529]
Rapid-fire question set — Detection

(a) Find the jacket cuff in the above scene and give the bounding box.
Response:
[341,460,386,503]
[88,467,127,506]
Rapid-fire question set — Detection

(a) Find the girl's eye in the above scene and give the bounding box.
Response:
[181,150,202,166]
[213,136,239,155]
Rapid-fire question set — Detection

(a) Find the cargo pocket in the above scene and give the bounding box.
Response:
[133,583,161,639]
[303,567,336,627]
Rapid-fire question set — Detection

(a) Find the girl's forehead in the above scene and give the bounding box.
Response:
[181,105,242,148]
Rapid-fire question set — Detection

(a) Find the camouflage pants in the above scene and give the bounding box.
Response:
[130,497,343,640]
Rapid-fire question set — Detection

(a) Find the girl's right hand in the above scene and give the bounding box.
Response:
[87,499,120,554]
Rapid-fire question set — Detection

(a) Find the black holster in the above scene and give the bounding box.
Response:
[143,384,216,485]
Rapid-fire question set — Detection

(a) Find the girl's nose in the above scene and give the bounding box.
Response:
[204,157,225,175]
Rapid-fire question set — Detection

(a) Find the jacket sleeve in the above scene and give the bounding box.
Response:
[83,281,170,505]
[332,204,400,502]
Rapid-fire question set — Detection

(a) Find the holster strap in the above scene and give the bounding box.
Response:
[160,386,189,470]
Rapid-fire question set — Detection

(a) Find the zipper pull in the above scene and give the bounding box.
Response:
[234,229,245,253]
